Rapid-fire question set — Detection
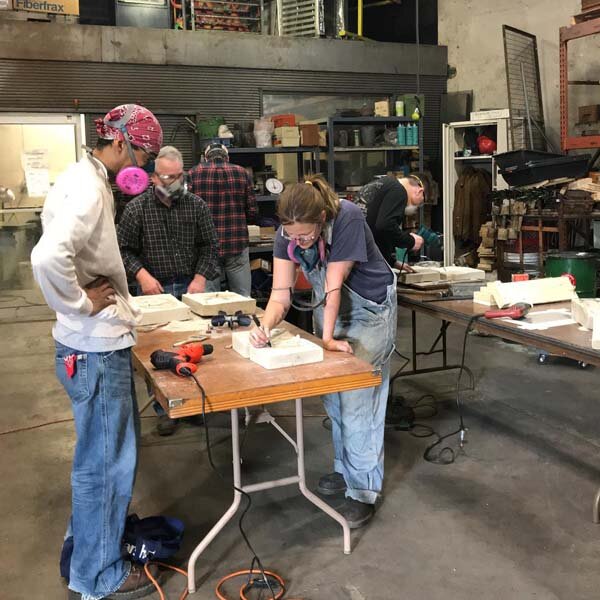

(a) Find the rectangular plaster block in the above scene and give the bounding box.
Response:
[248,333,324,370]
[571,298,600,329]
[593,315,600,350]
[489,277,577,309]
[232,330,252,358]
[182,291,257,316]
[438,266,486,281]
[130,294,191,326]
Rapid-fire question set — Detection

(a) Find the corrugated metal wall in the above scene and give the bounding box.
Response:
[0,58,445,170]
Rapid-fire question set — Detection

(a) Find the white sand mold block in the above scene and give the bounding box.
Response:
[182,291,257,316]
[249,334,324,370]
[593,315,600,350]
[232,330,252,358]
[488,277,577,309]
[438,266,486,282]
[131,294,192,326]
[571,298,600,330]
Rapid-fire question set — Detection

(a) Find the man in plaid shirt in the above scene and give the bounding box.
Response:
[118,146,219,300]
[188,143,257,297]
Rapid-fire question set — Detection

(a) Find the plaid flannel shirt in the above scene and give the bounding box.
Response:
[188,159,257,258]
[117,189,219,283]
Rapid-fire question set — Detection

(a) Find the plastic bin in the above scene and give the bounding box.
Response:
[495,150,590,187]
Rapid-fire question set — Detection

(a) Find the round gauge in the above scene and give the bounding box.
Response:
[265,178,284,194]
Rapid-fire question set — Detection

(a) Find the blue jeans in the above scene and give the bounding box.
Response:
[308,265,397,505]
[205,247,251,297]
[55,342,139,600]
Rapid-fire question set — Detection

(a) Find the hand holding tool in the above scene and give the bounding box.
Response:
[251,314,271,347]
[484,302,531,320]
[150,342,214,376]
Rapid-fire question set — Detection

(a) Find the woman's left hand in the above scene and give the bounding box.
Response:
[323,339,353,354]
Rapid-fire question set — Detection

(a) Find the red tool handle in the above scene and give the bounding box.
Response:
[484,307,522,319]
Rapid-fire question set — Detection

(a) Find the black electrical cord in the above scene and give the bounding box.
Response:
[189,373,277,600]
[422,313,483,465]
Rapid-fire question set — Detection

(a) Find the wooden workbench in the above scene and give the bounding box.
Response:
[133,321,381,417]
[397,295,600,368]
[132,321,381,594]
[395,292,600,524]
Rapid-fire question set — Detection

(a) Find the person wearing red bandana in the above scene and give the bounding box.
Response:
[31,104,164,599]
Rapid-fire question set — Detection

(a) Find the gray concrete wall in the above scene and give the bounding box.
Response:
[0,20,447,76]
[438,0,598,149]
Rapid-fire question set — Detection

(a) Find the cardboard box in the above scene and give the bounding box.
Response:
[299,124,320,147]
[274,126,300,147]
[12,0,79,14]
[374,100,390,117]
[578,104,600,124]
[250,258,272,273]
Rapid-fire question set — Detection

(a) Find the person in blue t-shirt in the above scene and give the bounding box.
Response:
[250,174,397,529]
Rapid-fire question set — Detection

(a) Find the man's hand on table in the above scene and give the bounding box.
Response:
[187,275,207,294]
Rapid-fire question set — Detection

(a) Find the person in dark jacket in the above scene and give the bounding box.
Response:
[356,174,426,266]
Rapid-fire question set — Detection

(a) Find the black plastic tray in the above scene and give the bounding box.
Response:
[495,150,590,187]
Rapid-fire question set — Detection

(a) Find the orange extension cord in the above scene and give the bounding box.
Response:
[144,563,299,600]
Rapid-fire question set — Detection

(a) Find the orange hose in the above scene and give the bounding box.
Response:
[215,569,285,600]
[144,561,189,600]
[145,562,289,600]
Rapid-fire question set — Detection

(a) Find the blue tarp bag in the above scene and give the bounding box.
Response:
[60,514,184,583]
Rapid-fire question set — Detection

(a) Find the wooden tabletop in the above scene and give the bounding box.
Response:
[397,294,600,368]
[133,321,382,418]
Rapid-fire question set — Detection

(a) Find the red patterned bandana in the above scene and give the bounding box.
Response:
[95,104,163,155]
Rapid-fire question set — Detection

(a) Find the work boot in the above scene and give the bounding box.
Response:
[317,472,347,496]
[156,414,178,436]
[337,498,375,529]
[67,563,161,599]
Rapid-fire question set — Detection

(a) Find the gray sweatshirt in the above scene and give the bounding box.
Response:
[31,153,140,352]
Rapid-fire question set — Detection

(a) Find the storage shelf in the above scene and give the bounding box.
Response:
[563,134,600,150]
[333,145,417,152]
[227,146,319,154]
[327,116,413,124]
[454,155,495,161]
[249,244,274,255]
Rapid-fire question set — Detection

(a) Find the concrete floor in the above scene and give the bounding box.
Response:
[1,307,600,600]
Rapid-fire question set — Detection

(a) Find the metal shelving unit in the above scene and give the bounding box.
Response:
[319,116,423,189]
[225,147,320,258]
[560,15,600,150]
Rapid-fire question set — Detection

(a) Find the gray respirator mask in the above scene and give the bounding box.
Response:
[155,177,186,206]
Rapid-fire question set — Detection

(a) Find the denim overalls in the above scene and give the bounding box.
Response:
[304,256,397,504]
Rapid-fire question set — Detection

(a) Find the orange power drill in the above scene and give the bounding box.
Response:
[150,342,214,377]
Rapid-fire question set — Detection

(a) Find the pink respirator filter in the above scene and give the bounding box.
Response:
[115,166,150,196]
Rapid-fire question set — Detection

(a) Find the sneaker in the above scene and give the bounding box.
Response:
[68,563,160,599]
[317,472,347,496]
[156,414,178,436]
[337,498,375,529]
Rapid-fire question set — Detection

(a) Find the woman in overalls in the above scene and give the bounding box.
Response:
[250,175,397,528]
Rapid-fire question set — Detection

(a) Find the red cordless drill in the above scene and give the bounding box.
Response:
[484,302,531,320]
[150,342,214,377]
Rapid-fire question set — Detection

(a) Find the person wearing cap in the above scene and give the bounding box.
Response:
[355,173,426,266]
[249,175,397,529]
[31,104,163,599]
[188,143,257,297]
[118,145,220,437]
